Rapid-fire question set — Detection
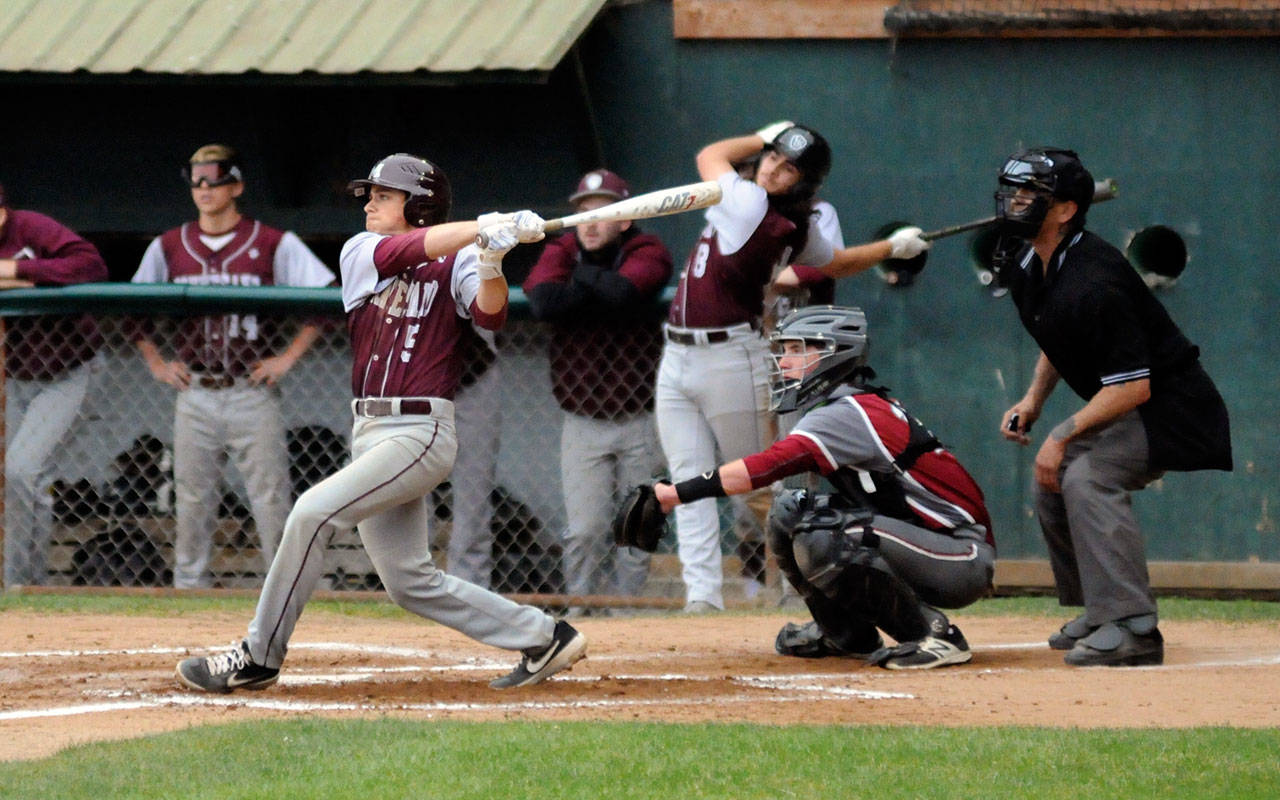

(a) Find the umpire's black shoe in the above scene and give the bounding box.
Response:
[1064,620,1163,667]
[775,621,883,659]
[176,641,279,694]
[1048,614,1096,651]
[490,620,587,689]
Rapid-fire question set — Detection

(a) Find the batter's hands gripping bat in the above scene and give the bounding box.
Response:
[475,180,723,247]
[920,178,1118,242]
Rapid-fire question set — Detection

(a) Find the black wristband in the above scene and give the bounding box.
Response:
[674,470,726,504]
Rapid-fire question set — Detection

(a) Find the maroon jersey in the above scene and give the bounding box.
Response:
[0,209,107,380]
[524,228,673,418]
[132,217,333,375]
[668,209,796,328]
[340,230,504,400]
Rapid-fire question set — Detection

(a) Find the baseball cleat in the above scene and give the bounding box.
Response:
[490,620,586,689]
[775,620,884,659]
[1048,614,1096,651]
[1064,622,1163,667]
[868,624,972,670]
[176,641,279,694]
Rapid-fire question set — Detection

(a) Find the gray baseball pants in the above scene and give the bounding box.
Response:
[245,402,553,670]
[172,382,291,589]
[1036,410,1163,625]
[560,410,657,597]
[4,359,94,586]
[443,362,501,588]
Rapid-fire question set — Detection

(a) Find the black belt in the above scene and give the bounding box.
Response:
[197,374,237,390]
[665,328,731,345]
[354,398,434,417]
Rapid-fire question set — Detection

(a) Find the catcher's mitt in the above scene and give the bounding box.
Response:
[612,483,669,553]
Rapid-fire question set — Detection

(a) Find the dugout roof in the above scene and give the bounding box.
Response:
[0,0,610,77]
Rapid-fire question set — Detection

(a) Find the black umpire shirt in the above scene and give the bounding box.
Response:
[1006,230,1232,473]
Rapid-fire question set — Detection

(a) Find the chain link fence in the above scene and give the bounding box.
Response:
[1,289,769,609]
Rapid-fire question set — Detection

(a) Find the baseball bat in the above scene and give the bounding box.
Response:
[920,178,1118,242]
[475,180,723,247]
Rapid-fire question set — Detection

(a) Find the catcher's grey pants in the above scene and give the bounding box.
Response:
[559,410,657,597]
[1036,410,1162,626]
[172,381,291,589]
[246,403,553,670]
[443,362,501,589]
[655,327,774,609]
[4,358,95,586]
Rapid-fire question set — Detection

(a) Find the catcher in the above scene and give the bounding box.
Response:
[616,306,995,669]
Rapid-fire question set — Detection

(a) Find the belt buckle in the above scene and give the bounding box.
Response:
[364,399,393,416]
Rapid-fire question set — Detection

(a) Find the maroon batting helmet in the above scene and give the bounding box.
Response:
[348,153,452,228]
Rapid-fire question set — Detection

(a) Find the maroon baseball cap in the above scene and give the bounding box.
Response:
[569,169,630,204]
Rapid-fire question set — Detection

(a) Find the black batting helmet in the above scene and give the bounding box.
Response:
[768,124,832,200]
[768,305,870,413]
[995,147,1093,237]
[348,153,452,228]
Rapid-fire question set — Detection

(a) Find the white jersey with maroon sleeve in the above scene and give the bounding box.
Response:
[668,172,838,328]
[339,231,486,400]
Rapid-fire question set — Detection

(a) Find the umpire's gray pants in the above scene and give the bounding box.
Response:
[560,410,657,597]
[246,406,553,670]
[1036,410,1163,626]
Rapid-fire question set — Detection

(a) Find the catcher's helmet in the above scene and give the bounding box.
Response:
[994,147,1093,238]
[769,305,869,413]
[767,124,832,200]
[348,153,452,228]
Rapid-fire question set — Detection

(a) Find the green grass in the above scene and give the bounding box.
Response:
[2,720,1277,799]
[2,591,1277,622]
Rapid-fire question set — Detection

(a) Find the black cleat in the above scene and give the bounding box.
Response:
[176,641,279,694]
[490,620,587,689]
[1064,622,1163,667]
[775,620,883,659]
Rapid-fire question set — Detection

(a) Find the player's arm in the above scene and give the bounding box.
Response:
[249,324,322,386]
[818,228,930,279]
[136,337,190,390]
[696,120,795,181]
[654,435,821,513]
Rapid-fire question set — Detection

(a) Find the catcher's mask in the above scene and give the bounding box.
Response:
[994,147,1093,239]
[769,305,869,413]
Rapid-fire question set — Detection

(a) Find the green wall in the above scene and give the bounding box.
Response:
[577,2,1276,560]
[1,0,1274,560]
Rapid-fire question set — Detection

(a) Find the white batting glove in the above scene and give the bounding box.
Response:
[476,222,518,280]
[511,210,545,243]
[476,211,514,229]
[755,120,795,145]
[888,226,930,260]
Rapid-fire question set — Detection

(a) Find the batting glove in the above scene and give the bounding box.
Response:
[755,119,795,145]
[888,226,930,260]
[476,222,518,280]
[476,211,514,229]
[511,210,545,243]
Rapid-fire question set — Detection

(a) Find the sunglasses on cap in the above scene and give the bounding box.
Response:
[183,160,242,188]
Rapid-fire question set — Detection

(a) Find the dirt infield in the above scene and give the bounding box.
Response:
[3,608,1280,762]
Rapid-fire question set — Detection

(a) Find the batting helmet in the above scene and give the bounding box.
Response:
[768,305,870,413]
[995,147,1093,238]
[348,153,452,228]
[767,124,832,200]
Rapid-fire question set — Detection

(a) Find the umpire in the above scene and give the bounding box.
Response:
[993,147,1232,667]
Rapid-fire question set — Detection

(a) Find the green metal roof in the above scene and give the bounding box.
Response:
[0,0,610,75]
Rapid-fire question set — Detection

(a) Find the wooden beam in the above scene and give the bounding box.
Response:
[674,0,889,39]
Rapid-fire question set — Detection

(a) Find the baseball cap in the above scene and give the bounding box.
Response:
[569,169,630,204]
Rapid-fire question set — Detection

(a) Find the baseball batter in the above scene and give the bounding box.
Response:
[657,121,931,611]
[177,153,585,693]
[0,184,109,586]
[652,306,994,669]
[131,144,335,589]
